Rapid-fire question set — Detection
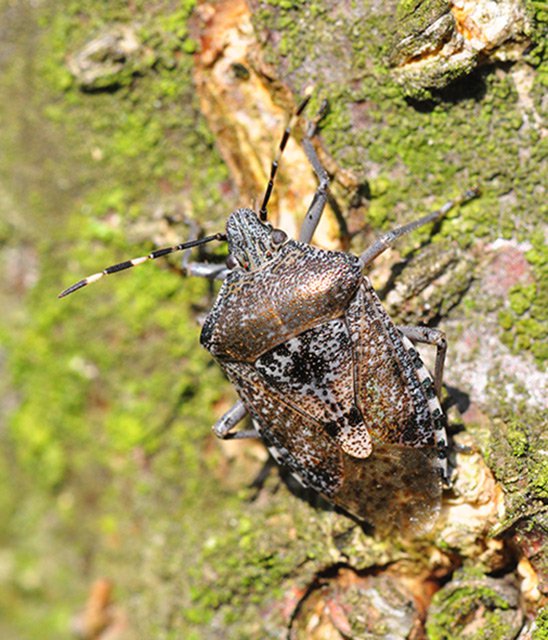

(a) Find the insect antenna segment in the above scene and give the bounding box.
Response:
[259,92,312,221]
[58,233,226,298]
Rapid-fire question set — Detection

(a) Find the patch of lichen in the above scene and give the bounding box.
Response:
[176,486,391,636]
[389,0,454,69]
[153,482,333,635]
[533,606,548,640]
[524,0,548,64]
[486,406,547,530]
[175,475,438,636]
[251,0,544,262]
[426,568,522,640]
[498,236,548,366]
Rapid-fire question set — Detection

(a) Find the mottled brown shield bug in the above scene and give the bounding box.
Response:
[59,95,479,536]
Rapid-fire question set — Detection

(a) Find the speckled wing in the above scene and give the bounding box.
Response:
[347,279,437,448]
[222,360,346,499]
[201,240,363,361]
[253,316,372,459]
[341,278,443,533]
[223,353,441,535]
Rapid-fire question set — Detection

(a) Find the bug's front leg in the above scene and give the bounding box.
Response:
[180,227,229,280]
[212,400,259,440]
[298,102,331,244]
[183,262,229,280]
[398,325,447,398]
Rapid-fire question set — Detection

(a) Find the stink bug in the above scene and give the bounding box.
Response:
[59,95,478,535]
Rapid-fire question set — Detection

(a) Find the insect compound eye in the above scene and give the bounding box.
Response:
[226,254,239,270]
[270,228,288,247]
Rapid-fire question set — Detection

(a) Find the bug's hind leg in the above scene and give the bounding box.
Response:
[298,102,331,244]
[398,325,447,398]
[212,400,259,440]
[399,325,450,484]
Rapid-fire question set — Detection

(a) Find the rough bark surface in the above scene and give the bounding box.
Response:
[0,1,545,639]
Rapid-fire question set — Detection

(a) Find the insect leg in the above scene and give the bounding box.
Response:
[212,400,259,440]
[183,262,228,280]
[398,325,447,399]
[298,102,330,243]
[178,219,229,280]
[359,188,480,268]
[399,328,450,485]
[298,141,330,243]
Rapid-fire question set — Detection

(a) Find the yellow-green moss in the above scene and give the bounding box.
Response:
[426,568,523,640]
[533,607,548,640]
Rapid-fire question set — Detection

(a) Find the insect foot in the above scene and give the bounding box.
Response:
[59,94,479,537]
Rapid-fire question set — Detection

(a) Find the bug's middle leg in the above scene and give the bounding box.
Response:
[358,189,479,268]
[212,400,258,440]
[398,325,447,398]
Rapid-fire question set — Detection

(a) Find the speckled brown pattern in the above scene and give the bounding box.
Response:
[201,235,362,361]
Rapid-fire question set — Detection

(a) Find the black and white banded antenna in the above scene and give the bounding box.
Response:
[259,90,313,221]
[58,233,226,298]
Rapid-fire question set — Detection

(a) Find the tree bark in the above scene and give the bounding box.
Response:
[0,0,545,638]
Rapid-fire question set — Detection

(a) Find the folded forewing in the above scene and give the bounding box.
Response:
[254,318,372,459]
[346,280,435,448]
[223,360,345,498]
[338,443,442,535]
